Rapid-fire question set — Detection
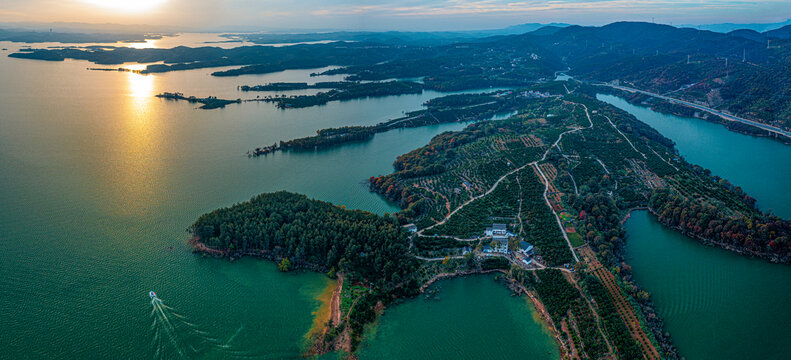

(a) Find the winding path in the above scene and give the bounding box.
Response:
[418,101,596,264]
[531,103,595,263]
[417,161,534,235]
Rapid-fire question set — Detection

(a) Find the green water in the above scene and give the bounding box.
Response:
[599,95,791,359]
[359,275,559,359]
[0,36,555,359]
[624,212,791,360]
[5,33,788,359]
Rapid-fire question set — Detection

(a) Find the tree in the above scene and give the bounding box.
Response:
[508,237,520,253]
[278,257,291,272]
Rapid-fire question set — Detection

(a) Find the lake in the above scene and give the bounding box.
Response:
[2,32,789,359]
[624,211,791,360]
[0,35,554,359]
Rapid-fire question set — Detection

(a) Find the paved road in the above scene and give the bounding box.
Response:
[603,84,791,139]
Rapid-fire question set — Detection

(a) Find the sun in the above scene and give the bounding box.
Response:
[78,0,168,13]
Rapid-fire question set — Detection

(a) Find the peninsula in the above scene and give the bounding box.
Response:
[192,83,790,358]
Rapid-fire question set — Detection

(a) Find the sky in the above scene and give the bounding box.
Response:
[0,0,790,31]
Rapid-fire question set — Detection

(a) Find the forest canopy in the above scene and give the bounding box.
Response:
[190,191,419,292]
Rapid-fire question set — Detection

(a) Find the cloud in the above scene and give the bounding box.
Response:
[308,0,764,17]
[0,7,28,17]
[0,0,787,30]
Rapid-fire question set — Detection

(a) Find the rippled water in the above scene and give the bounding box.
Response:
[624,212,791,360]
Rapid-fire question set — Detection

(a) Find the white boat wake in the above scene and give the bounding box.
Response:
[149,291,254,359]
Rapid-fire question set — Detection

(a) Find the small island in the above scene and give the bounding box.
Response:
[155,92,241,109]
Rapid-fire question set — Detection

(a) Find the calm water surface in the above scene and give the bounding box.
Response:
[0,37,554,359]
[600,95,791,360]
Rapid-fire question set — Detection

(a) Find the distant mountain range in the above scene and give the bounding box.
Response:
[682,19,791,33]
[508,22,791,126]
[0,28,168,44]
[223,23,571,46]
[470,22,571,36]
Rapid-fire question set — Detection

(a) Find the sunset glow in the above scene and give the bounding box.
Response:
[78,0,167,13]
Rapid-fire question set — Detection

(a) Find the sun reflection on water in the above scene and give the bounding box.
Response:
[127,71,154,98]
[126,39,157,49]
[107,69,166,217]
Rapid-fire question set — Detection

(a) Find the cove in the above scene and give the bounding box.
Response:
[358,275,560,359]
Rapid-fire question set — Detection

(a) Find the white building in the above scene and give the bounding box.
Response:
[484,224,512,253]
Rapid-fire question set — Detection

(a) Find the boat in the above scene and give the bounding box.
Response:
[149,291,158,301]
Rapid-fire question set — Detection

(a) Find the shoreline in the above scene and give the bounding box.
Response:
[633,208,789,264]
[305,277,336,344]
[305,274,353,357]
[505,276,571,360]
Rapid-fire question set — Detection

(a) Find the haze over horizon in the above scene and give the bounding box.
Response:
[1,0,790,32]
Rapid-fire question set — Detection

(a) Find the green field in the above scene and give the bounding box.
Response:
[568,232,585,247]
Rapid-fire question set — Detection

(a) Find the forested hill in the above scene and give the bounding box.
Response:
[527,22,769,60]
[507,22,791,127]
[190,191,424,350]
[190,191,418,292]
